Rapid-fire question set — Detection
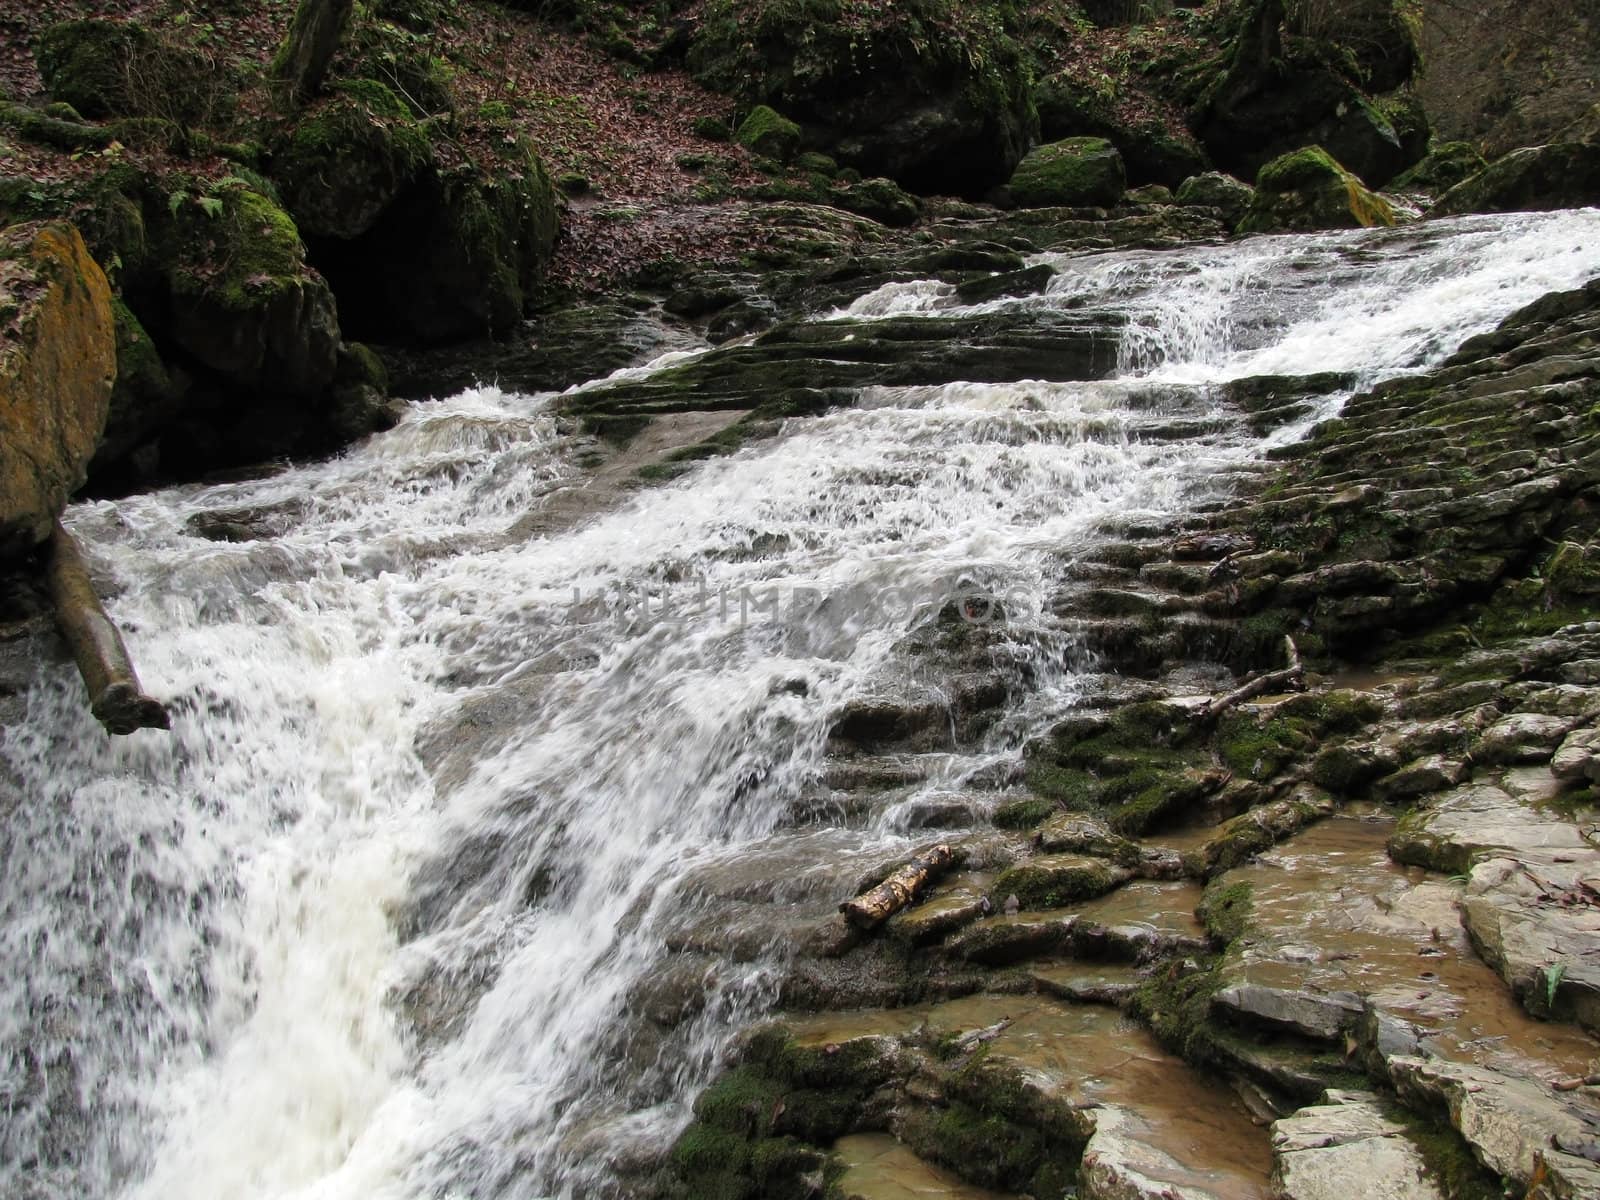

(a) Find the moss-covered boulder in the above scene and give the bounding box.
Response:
[1035,76,1209,188]
[0,221,115,558]
[1008,137,1126,208]
[1237,146,1396,233]
[734,104,802,162]
[1390,141,1490,194]
[34,20,149,119]
[1193,0,1426,188]
[1175,170,1255,228]
[35,19,216,125]
[155,178,339,402]
[305,133,559,344]
[1430,142,1600,217]
[272,79,435,239]
[688,0,1036,197]
[831,176,921,227]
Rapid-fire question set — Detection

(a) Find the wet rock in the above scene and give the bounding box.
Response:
[1461,855,1600,1032]
[1472,712,1577,765]
[1550,727,1600,787]
[1174,171,1255,229]
[993,854,1132,911]
[1213,982,1365,1042]
[1388,1057,1600,1195]
[1078,1105,1226,1200]
[948,912,1077,966]
[1035,814,1141,866]
[0,221,115,559]
[1388,780,1593,875]
[1237,147,1396,235]
[1432,142,1600,217]
[1370,755,1469,804]
[953,263,1056,305]
[1271,1091,1445,1200]
[1184,788,1337,877]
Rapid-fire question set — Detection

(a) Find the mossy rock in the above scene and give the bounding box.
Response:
[0,221,115,558]
[35,19,220,125]
[309,135,560,344]
[155,177,341,405]
[830,176,921,228]
[735,105,801,161]
[1391,141,1489,194]
[1431,142,1600,217]
[1175,170,1255,227]
[34,19,150,119]
[993,854,1125,909]
[1035,74,1209,188]
[1008,137,1126,208]
[687,0,1036,197]
[272,80,435,240]
[1237,145,1395,233]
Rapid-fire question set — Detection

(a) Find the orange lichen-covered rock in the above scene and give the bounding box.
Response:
[0,221,115,559]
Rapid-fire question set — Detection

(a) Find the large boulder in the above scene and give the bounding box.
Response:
[1008,137,1127,208]
[1237,146,1396,234]
[1193,0,1426,187]
[297,131,560,344]
[35,19,215,124]
[269,83,558,345]
[1431,142,1600,216]
[34,19,149,119]
[1389,140,1489,194]
[155,179,339,403]
[1035,76,1209,188]
[687,0,1036,197]
[271,79,435,240]
[1175,171,1255,229]
[0,222,115,558]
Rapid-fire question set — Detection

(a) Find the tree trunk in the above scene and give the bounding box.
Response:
[46,521,170,736]
[273,0,355,108]
[839,844,957,929]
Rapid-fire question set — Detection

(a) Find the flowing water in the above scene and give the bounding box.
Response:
[4,210,1600,1200]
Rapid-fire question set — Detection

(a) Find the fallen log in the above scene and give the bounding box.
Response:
[46,521,170,735]
[1200,635,1304,721]
[840,844,957,929]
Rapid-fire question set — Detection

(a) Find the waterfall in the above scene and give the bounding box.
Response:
[4,209,1599,1200]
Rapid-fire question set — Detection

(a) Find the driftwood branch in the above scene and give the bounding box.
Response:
[1201,635,1304,721]
[47,522,170,735]
[840,844,956,929]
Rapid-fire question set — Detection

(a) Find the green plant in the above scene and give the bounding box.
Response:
[1546,962,1567,1009]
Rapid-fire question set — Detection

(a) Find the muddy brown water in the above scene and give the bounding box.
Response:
[788,995,1274,1199]
[1220,812,1600,1090]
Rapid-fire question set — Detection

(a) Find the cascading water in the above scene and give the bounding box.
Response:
[4,209,1600,1200]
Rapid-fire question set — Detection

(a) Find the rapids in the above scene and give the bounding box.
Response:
[4,209,1600,1200]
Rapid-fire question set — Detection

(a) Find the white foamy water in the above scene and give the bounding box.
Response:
[4,210,1599,1200]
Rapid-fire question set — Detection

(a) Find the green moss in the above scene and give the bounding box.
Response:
[993,794,1059,830]
[993,857,1117,909]
[734,104,801,161]
[671,1124,751,1175]
[902,1101,1064,1193]
[1197,880,1253,945]
[1009,137,1125,208]
[1217,714,1301,780]
[34,19,147,119]
[1130,957,1229,1067]
[1401,1120,1507,1200]
[695,1066,785,1136]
